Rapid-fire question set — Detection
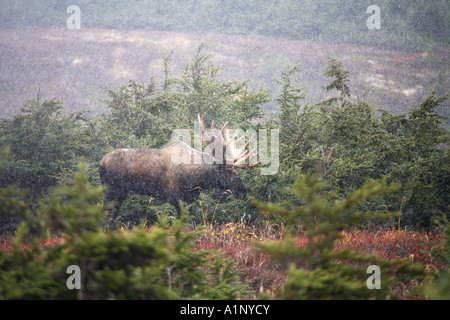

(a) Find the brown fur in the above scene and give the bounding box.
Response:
[99,140,247,218]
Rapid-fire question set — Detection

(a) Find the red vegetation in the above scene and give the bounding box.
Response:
[0,224,445,299]
[196,224,446,297]
[0,233,64,253]
[335,228,445,268]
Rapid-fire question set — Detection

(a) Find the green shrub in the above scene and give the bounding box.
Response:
[0,162,248,299]
[272,60,449,228]
[252,174,426,299]
[427,215,450,299]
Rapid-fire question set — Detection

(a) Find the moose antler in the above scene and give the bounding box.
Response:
[198,114,260,168]
[198,114,227,158]
[224,128,260,168]
[198,114,227,144]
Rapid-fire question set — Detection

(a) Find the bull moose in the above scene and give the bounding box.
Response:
[99,115,259,220]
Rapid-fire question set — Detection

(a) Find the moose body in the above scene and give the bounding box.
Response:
[99,140,247,218]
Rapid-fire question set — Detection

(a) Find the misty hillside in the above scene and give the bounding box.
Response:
[0,1,448,118]
[0,27,448,120]
[1,0,449,49]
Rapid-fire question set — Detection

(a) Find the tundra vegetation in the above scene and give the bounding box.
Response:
[0,47,449,299]
[1,0,448,51]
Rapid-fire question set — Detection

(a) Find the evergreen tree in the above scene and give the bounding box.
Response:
[0,161,248,299]
[252,174,425,299]
[427,215,450,299]
[272,59,449,228]
[0,92,96,197]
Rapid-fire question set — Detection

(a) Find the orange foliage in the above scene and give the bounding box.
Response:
[0,233,64,253]
[335,227,445,268]
[196,224,446,298]
[0,224,445,299]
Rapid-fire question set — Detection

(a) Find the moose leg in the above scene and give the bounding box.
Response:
[109,196,126,223]
[171,199,197,229]
[170,198,191,216]
[103,189,126,225]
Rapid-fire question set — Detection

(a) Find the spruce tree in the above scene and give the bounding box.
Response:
[252,174,425,299]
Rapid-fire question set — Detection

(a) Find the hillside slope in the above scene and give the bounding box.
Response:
[0,27,448,117]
